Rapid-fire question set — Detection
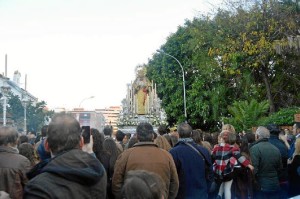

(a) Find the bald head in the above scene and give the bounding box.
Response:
[47,112,81,155]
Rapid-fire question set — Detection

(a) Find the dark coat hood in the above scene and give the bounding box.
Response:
[41,149,105,186]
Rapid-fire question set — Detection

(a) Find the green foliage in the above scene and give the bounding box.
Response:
[26,101,53,133]
[7,93,24,129]
[210,0,300,113]
[259,107,300,126]
[223,99,269,132]
[0,93,54,133]
[146,0,300,131]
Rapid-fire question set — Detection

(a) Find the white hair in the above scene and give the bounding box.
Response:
[256,126,270,139]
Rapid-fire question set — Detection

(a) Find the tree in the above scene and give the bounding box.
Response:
[0,92,54,133]
[147,0,300,130]
[260,107,300,125]
[223,99,269,132]
[26,100,53,133]
[209,0,300,113]
[7,93,24,130]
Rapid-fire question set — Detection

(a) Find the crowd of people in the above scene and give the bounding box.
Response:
[0,112,300,199]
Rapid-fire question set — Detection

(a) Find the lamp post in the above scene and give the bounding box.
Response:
[156,50,187,122]
[79,96,95,108]
[22,97,29,134]
[1,86,11,126]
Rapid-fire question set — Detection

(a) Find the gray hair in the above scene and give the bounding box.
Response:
[0,126,19,146]
[256,126,270,139]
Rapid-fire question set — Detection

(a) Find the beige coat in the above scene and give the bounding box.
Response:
[112,142,179,199]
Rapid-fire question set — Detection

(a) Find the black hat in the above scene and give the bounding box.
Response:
[267,124,281,135]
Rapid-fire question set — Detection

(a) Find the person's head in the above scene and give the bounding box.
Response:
[91,128,104,160]
[18,135,29,145]
[170,134,178,147]
[41,125,48,137]
[244,132,255,144]
[154,136,171,151]
[222,124,236,133]
[169,126,177,133]
[191,129,203,145]
[284,129,290,135]
[18,143,36,165]
[177,122,192,138]
[267,124,281,135]
[227,131,236,145]
[127,135,138,148]
[121,170,165,199]
[170,131,179,139]
[293,123,300,136]
[116,130,125,142]
[35,133,41,144]
[103,137,120,171]
[136,122,155,142]
[211,132,220,146]
[203,132,213,145]
[28,131,36,137]
[163,134,172,147]
[220,130,230,143]
[46,112,82,155]
[255,126,270,140]
[157,124,168,136]
[235,133,242,146]
[123,133,131,145]
[240,136,250,155]
[103,125,113,137]
[0,126,19,147]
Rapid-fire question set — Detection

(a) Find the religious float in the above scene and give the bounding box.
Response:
[117,66,167,133]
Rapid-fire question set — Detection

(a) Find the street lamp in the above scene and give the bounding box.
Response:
[156,49,187,122]
[79,96,95,108]
[22,97,29,134]
[1,86,11,126]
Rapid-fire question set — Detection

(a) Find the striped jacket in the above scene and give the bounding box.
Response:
[212,143,250,176]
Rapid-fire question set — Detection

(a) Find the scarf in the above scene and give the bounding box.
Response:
[178,137,194,142]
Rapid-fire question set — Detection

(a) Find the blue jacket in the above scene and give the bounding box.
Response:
[169,140,213,199]
[288,134,300,159]
[269,135,288,181]
[37,139,51,161]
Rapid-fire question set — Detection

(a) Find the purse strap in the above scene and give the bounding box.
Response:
[184,142,209,166]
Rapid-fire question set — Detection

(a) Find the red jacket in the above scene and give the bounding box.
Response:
[212,143,250,176]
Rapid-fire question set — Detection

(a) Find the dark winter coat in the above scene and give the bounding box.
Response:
[23,149,107,199]
[288,154,300,197]
[269,135,289,182]
[0,146,31,199]
[169,140,213,199]
[249,138,282,192]
[98,151,116,199]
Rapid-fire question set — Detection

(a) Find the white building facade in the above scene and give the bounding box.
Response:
[0,71,37,104]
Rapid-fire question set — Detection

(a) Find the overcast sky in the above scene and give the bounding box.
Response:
[0,0,222,110]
